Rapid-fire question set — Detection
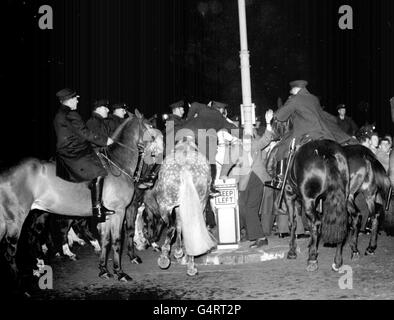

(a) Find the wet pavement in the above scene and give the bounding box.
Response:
[26,231,394,300]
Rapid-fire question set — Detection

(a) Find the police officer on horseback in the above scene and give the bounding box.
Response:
[53,88,115,223]
[265,80,356,189]
[87,99,112,149]
[107,102,129,136]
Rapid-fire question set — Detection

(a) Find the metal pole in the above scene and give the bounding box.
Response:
[237,0,255,151]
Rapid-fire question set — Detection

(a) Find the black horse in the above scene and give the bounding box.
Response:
[344,144,390,258]
[282,139,349,272]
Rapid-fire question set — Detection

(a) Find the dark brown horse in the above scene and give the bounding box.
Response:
[0,110,163,284]
[344,144,390,258]
[283,139,349,272]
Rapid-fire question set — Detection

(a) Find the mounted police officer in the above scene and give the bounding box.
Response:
[179,101,237,197]
[53,88,115,223]
[265,80,356,189]
[107,102,129,136]
[87,99,111,148]
[164,100,186,136]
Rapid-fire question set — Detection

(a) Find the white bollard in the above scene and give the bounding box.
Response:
[213,178,240,250]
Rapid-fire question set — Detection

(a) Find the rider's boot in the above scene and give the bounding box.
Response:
[90,176,115,223]
[264,159,286,190]
[209,164,221,197]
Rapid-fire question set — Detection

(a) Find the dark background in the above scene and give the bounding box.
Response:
[1,0,393,164]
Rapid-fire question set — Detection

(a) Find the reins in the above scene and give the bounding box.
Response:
[102,117,151,182]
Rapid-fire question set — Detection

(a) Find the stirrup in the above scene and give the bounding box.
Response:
[93,204,115,223]
[264,179,283,190]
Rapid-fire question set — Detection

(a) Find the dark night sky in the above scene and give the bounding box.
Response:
[1,0,394,163]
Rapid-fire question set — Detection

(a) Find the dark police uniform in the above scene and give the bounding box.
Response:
[87,113,111,141]
[54,104,108,182]
[107,102,129,136]
[273,80,355,161]
[164,100,186,137]
[337,116,358,136]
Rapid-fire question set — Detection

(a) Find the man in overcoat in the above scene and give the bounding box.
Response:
[87,99,111,150]
[266,80,356,189]
[53,88,114,222]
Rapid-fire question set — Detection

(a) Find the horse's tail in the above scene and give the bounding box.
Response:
[321,153,349,244]
[178,170,216,256]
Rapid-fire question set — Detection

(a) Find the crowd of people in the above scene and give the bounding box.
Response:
[51,80,393,250]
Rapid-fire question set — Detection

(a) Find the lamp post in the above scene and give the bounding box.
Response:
[237,0,255,153]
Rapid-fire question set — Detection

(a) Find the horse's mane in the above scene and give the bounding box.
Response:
[111,115,134,142]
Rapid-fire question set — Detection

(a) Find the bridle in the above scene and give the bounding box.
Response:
[101,117,162,182]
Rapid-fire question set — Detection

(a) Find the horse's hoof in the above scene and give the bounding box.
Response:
[287,250,297,260]
[187,267,198,277]
[152,243,161,252]
[174,248,184,259]
[99,272,113,280]
[67,254,78,261]
[332,263,342,272]
[306,260,318,272]
[130,256,142,264]
[365,247,376,256]
[351,251,360,260]
[158,255,171,269]
[117,272,132,282]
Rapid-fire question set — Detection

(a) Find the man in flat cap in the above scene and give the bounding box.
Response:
[107,102,129,136]
[336,103,358,136]
[87,99,112,150]
[265,80,356,189]
[53,89,114,222]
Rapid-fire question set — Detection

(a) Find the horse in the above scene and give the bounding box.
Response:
[0,109,163,285]
[140,138,217,276]
[281,139,350,272]
[344,144,391,258]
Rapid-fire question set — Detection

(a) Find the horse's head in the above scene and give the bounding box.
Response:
[134,109,164,158]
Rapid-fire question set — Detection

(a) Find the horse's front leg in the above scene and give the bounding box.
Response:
[173,208,184,260]
[98,221,113,279]
[186,255,198,276]
[4,223,23,292]
[111,211,132,282]
[332,238,346,272]
[125,203,142,264]
[158,210,176,270]
[304,199,320,272]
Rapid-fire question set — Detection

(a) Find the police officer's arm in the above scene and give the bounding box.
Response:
[66,111,108,146]
[274,96,297,121]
